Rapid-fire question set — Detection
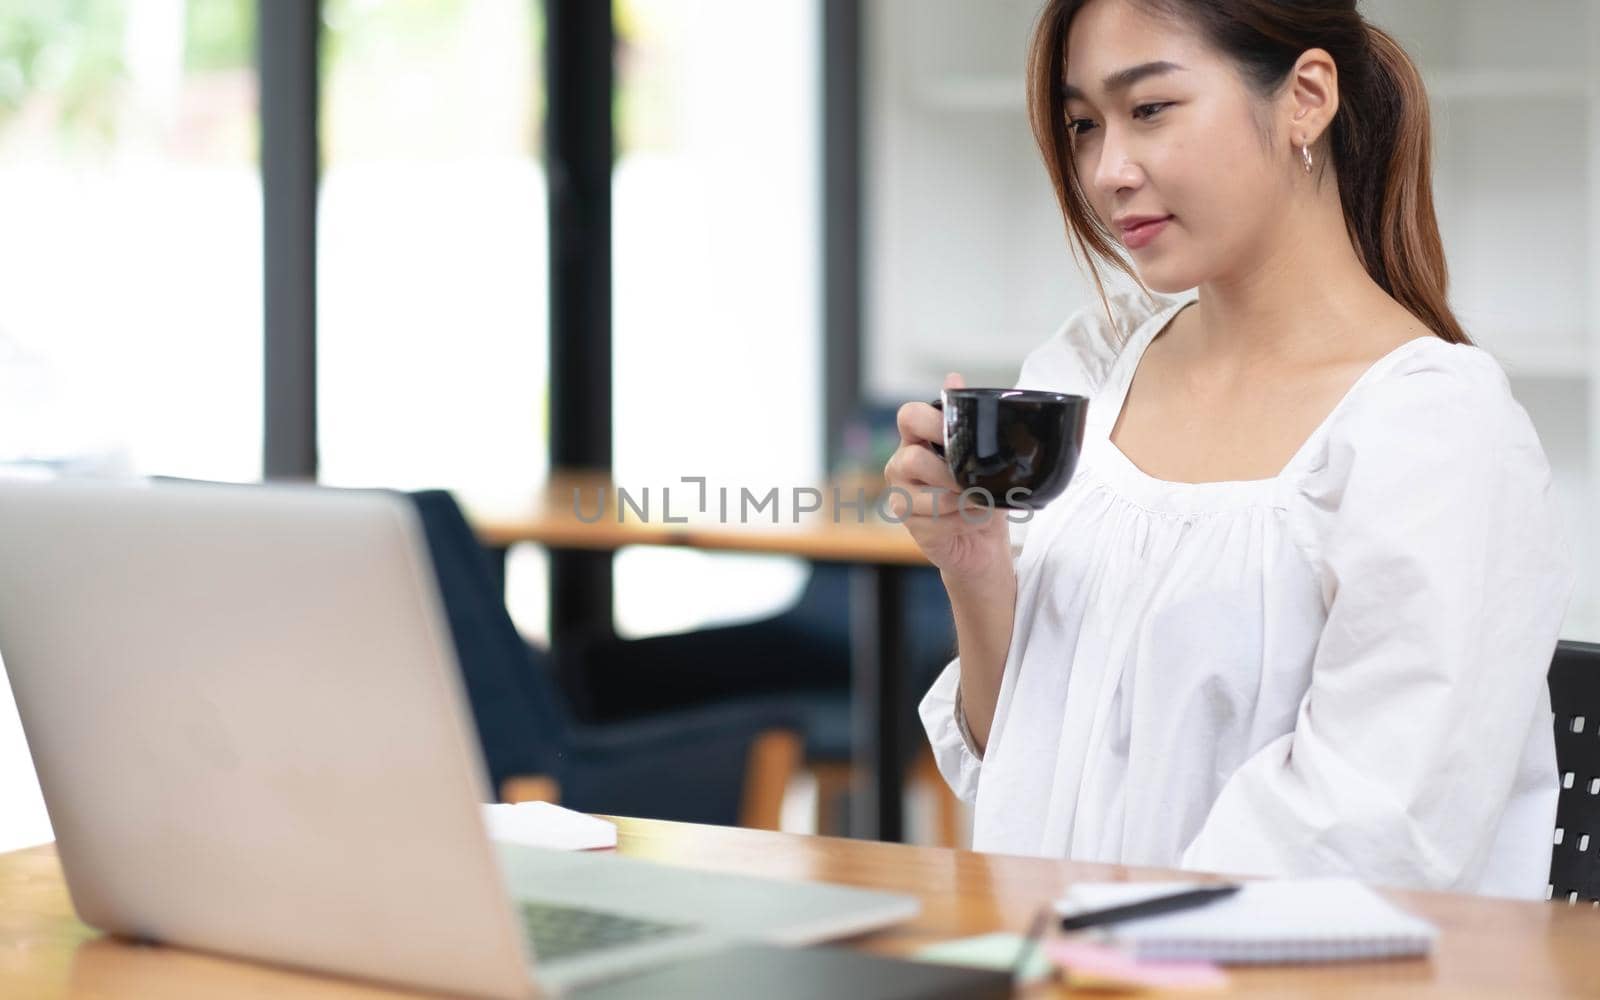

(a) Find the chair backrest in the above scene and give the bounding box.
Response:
[408,490,570,795]
[1549,639,1600,903]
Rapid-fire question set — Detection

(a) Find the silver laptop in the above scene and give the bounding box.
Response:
[0,479,918,998]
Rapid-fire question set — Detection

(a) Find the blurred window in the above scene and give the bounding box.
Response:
[611,0,822,638]
[0,0,261,481]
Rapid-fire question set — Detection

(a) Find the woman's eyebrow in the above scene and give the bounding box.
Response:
[1060,60,1187,101]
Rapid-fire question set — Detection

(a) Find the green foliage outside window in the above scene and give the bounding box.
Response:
[0,0,251,145]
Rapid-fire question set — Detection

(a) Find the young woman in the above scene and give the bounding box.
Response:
[887,0,1572,899]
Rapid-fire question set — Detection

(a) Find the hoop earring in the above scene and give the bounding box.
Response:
[1301,144,1314,175]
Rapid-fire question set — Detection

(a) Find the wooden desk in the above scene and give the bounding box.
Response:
[5,820,1598,997]
[468,471,934,842]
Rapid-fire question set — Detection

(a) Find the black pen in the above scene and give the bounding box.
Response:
[1058,883,1241,931]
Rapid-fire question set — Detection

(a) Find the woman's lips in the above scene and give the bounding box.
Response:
[1120,215,1173,251]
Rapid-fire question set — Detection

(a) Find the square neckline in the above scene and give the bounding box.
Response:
[1092,296,1442,504]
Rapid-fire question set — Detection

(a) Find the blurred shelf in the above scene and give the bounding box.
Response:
[1425,69,1592,100]
[909,69,1592,114]
[913,346,1034,384]
[1480,341,1591,379]
[910,76,1025,113]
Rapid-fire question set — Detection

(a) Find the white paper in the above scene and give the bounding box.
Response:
[1054,879,1438,963]
[481,802,618,851]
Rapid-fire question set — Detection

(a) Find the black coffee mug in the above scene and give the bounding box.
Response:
[929,388,1089,510]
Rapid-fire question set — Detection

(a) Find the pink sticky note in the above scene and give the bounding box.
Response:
[1046,940,1229,991]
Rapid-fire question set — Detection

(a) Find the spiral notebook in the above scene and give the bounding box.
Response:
[1054,878,1438,964]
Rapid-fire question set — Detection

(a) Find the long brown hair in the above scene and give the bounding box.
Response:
[1026,0,1469,344]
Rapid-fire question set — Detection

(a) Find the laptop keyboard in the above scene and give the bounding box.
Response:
[518,901,693,963]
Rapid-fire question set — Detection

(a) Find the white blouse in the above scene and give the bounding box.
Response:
[920,291,1573,899]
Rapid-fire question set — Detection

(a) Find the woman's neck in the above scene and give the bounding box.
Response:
[1185,180,1401,365]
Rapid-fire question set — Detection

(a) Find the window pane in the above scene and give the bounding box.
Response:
[612,0,822,638]
[0,0,261,481]
[318,0,546,499]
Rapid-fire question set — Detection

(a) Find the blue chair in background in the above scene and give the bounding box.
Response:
[408,489,802,828]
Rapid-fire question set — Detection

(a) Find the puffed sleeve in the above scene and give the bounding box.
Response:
[1012,289,1169,396]
[920,290,1186,799]
[1179,344,1572,894]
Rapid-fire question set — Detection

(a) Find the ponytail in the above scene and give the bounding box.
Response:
[1339,24,1467,343]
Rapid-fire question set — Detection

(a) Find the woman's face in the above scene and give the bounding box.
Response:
[1063,0,1293,293]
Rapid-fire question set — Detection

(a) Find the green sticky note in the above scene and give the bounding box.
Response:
[913,932,1054,983]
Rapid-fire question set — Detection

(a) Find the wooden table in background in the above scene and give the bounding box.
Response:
[5,820,1599,997]
[468,470,932,842]
[471,471,928,566]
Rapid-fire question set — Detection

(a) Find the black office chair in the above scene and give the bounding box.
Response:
[408,489,801,828]
[563,563,953,719]
[1549,639,1600,904]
